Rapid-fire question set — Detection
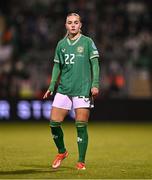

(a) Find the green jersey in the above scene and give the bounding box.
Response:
[53,34,99,97]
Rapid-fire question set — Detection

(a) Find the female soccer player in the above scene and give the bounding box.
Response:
[43,13,100,170]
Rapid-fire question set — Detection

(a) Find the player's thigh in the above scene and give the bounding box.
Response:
[75,108,90,121]
[51,107,68,122]
[52,93,72,110]
[51,92,72,121]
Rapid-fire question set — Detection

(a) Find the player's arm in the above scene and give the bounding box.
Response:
[90,57,100,97]
[43,63,60,99]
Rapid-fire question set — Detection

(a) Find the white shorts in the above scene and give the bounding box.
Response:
[52,93,94,110]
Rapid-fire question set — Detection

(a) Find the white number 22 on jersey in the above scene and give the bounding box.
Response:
[64,54,75,64]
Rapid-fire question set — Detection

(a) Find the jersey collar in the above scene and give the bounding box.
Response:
[67,34,82,46]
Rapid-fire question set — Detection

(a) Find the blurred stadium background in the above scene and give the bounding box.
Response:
[0,0,152,120]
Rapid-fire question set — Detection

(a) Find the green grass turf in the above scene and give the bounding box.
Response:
[0,121,152,179]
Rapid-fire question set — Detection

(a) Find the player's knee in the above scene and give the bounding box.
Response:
[75,109,90,120]
[75,112,89,120]
[50,113,64,122]
[50,107,67,121]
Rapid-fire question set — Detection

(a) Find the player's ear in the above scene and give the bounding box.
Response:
[80,22,82,29]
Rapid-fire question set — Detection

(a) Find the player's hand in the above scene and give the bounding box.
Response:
[43,90,52,99]
[91,87,99,98]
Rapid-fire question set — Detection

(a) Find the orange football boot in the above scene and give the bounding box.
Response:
[76,162,86,170]
[52,151,68,169]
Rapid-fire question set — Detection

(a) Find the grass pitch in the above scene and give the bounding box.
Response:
[0,121,152,179]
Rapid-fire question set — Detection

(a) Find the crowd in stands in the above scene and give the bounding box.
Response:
[0,0,152,98]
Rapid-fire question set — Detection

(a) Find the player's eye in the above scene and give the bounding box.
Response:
[67,21,72,24]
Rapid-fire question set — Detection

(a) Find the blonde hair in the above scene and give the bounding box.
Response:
[66,13,81,22]
[65,13,82,37]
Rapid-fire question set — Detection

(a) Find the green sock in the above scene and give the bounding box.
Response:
[76,121,88,163]
[49,120,66,154]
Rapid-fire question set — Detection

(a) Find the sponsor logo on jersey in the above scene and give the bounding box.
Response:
[77,46,84,53]
[61,48,66,52]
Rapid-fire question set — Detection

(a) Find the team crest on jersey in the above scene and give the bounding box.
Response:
[77,46,84,53]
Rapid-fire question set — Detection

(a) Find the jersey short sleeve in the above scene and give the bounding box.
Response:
[53,43,60,63]
[88,38,99,60]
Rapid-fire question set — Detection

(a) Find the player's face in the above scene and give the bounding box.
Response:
[65,15,82,36]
